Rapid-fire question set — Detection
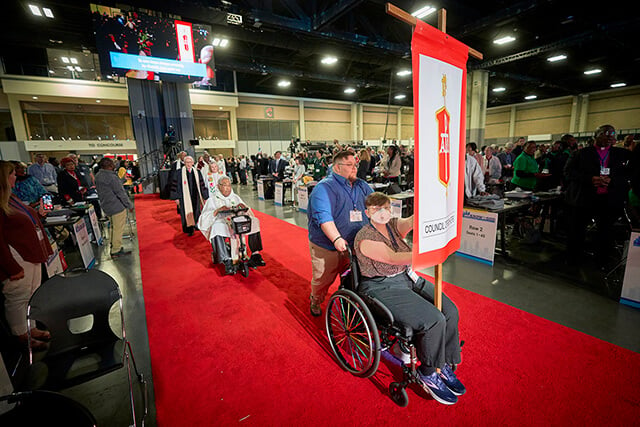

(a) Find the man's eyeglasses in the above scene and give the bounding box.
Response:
[337,163,357,169]
[600,130,616,137]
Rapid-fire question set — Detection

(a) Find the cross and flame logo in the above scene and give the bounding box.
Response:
[436,74,450,187]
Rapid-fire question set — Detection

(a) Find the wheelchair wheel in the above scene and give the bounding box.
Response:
[325,289,380,378]
[389,382,409,407]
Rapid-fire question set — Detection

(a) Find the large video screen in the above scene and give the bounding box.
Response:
[91,4,216,85]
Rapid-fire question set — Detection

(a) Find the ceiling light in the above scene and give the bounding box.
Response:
[74,66,82,72]
[61,56,69,63]
[277,80,291,88]
[49,70,55,74]
[344,88,356,94]
[525,95,537,100]
[66,65,74,71]
[584,68,602,75]
[28,5,42,16]
[394,94,406,100]
[213,38,229,47]
[492,87,506,92]
[70,57,78,64]
[547,54,567,62]
[32,96,38,100]
[321,56,338,65]
[396,70,412,76]
[95,99,101,103]
[610,82,626,88]
[493,36,516,45]
[43,7,54,18]
[411,6,436,19]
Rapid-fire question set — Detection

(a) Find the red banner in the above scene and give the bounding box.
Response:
[411,20,469,269]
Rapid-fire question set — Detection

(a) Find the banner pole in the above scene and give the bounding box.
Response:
[385,3,483,60]
[385,3,483,312]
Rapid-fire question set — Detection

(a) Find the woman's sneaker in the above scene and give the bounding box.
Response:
[418,371,458,405]
[439,364,466,396]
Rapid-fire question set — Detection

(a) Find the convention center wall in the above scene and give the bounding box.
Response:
[0,73,639,162]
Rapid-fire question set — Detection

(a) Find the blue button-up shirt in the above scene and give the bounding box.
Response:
[307,173,373,250]
[27,162,58,186]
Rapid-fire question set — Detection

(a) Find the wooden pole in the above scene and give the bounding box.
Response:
[385,3,483,60]
[386,3,483,311]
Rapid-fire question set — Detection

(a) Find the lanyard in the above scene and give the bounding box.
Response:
[9,197,38,226]
[597,149,609,167]
[339,179,359,209]
[372,223,400,251]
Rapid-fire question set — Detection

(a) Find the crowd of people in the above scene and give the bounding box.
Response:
[2,125,638,404]
[0,152,137,351]
[464,125,640,266]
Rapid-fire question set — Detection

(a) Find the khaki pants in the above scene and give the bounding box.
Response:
[2,247,41,336]
[110,209,127,255]
[309,241,350,303]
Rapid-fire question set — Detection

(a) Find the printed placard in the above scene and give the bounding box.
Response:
[73,218,95,269]
[457,209,498,265]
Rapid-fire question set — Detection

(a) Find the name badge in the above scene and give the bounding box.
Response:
[36,227,45,242]
[350,209,363,222]
[600,167,610,176]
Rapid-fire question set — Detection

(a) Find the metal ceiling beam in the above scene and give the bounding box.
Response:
[470,31,595,70]
[455,0,541,38]
[215,59,389,89]
[313,0,365,31]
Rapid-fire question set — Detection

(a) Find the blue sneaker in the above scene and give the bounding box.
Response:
[419,371,458,405]
[439,364,466,396]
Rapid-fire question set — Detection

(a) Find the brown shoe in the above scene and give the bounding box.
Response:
[310,295,322,317]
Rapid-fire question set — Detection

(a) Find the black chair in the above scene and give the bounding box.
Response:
[25,269,148,426]
[324,248,419,407]
[0,390,97,427]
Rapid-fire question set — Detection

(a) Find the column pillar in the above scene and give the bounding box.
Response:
[578,94,589,133]
[299,100,306,141]
[7,95,27,142]
[468,70,488,144]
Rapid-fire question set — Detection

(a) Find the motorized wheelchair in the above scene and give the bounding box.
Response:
[210,205,255,277]
[324,248,424,407]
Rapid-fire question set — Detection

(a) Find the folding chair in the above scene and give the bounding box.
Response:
[26,269,147,426]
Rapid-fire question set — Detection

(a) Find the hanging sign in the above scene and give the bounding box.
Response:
[412,19,469,269]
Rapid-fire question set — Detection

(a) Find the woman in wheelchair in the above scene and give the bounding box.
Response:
[353,192,465,405]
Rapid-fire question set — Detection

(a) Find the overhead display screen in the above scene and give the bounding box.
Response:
[91,4,216,85]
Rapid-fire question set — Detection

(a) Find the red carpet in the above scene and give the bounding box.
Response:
[135,194,640,426]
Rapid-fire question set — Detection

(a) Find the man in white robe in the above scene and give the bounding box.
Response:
[198,176,265,274]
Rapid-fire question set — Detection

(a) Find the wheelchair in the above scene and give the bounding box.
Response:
[324,248,423,407]
[210,206,253,277]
